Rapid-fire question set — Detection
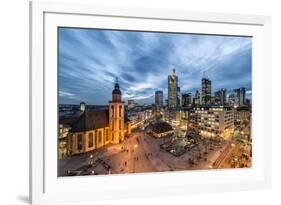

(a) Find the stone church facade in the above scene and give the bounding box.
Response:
[67,80,131,155]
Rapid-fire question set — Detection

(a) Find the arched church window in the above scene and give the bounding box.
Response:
[105,129,109,141]
[112,133,114,141]
[98,131,102,143]
[77,134,83,151]
[88,133,93,148]
[119,105,122,117]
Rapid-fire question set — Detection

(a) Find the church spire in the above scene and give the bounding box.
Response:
[112,77,121,102]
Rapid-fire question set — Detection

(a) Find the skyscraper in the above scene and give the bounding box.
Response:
[214,89,227,105]
[177,86,181,107]
[228,93,236,106]
[165,99,169,106]
[194,90,200,105]
[168,68,178,108]
[201,78,212,105]
[155,90,164,108]
[182,93,193,107]
[234,87,246,107]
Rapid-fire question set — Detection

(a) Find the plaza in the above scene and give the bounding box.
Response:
[59,124,250,176]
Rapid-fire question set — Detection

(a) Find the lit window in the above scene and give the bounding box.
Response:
[98,131,102,143]
[88,133,93,148]
[105,129,109,141]
[77,134,83,151]
[119,105,122,117]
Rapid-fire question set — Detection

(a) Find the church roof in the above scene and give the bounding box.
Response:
[151,121,173,134]
[71,109,109,132]
[60,117,79,126]
[71,109,131,132]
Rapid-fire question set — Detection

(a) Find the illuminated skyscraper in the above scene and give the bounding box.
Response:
[214,88,227,105]
[228,93,236,106]
[194,90,200,105]
[177,86,181,107]
[234,87,246,107]
[201,78,212,105]
[168,68,178,108]
[182,93,193,107]
[155,90,163,108]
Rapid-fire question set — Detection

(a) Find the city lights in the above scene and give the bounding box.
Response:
[58,28,252,176]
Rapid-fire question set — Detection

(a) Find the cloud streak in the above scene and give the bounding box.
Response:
[59,28,252,105]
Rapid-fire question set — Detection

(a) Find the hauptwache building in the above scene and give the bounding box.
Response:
[68,80,131,155]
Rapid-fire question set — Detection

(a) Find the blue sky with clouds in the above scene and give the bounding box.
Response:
[59,28,252,105]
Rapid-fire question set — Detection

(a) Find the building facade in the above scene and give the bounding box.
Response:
[201,78,212,105]
[168,68,178,108]
[177,86,181,107]
[67,80,131,155]
[128,99,137,110]
[109,80,125,144]
[194,90,200,105]
[155,90,163,108]
[234,106,251,122]
[228,93,236,106]
[182,93,193,107]
[234,87,246,107]
[189,106,234,139]
[214,89,227,105]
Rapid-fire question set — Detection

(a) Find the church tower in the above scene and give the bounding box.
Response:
[109,78,125,144]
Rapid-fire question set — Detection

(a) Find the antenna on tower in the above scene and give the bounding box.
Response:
[116,77,118,84]
[203,71,206,78]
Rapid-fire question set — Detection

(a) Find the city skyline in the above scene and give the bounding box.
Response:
[59,28,252,105]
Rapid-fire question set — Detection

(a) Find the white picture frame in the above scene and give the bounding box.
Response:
[30,1,272,204]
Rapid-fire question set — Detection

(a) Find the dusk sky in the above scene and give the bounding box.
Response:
[59,28,252,105]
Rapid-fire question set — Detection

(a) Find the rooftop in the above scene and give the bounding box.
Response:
[71,109,109,132]
[151,121,173,134]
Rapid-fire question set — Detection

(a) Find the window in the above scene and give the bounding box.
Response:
[88,133,93,148]
[112,133,114,141]
[105,129,109,141]
[77,134,83,151]
[98,131,102,143]
[119,105,122,117]
[119,119,121,129]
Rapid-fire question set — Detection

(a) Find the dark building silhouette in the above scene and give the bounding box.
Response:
[201,78,212,105]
